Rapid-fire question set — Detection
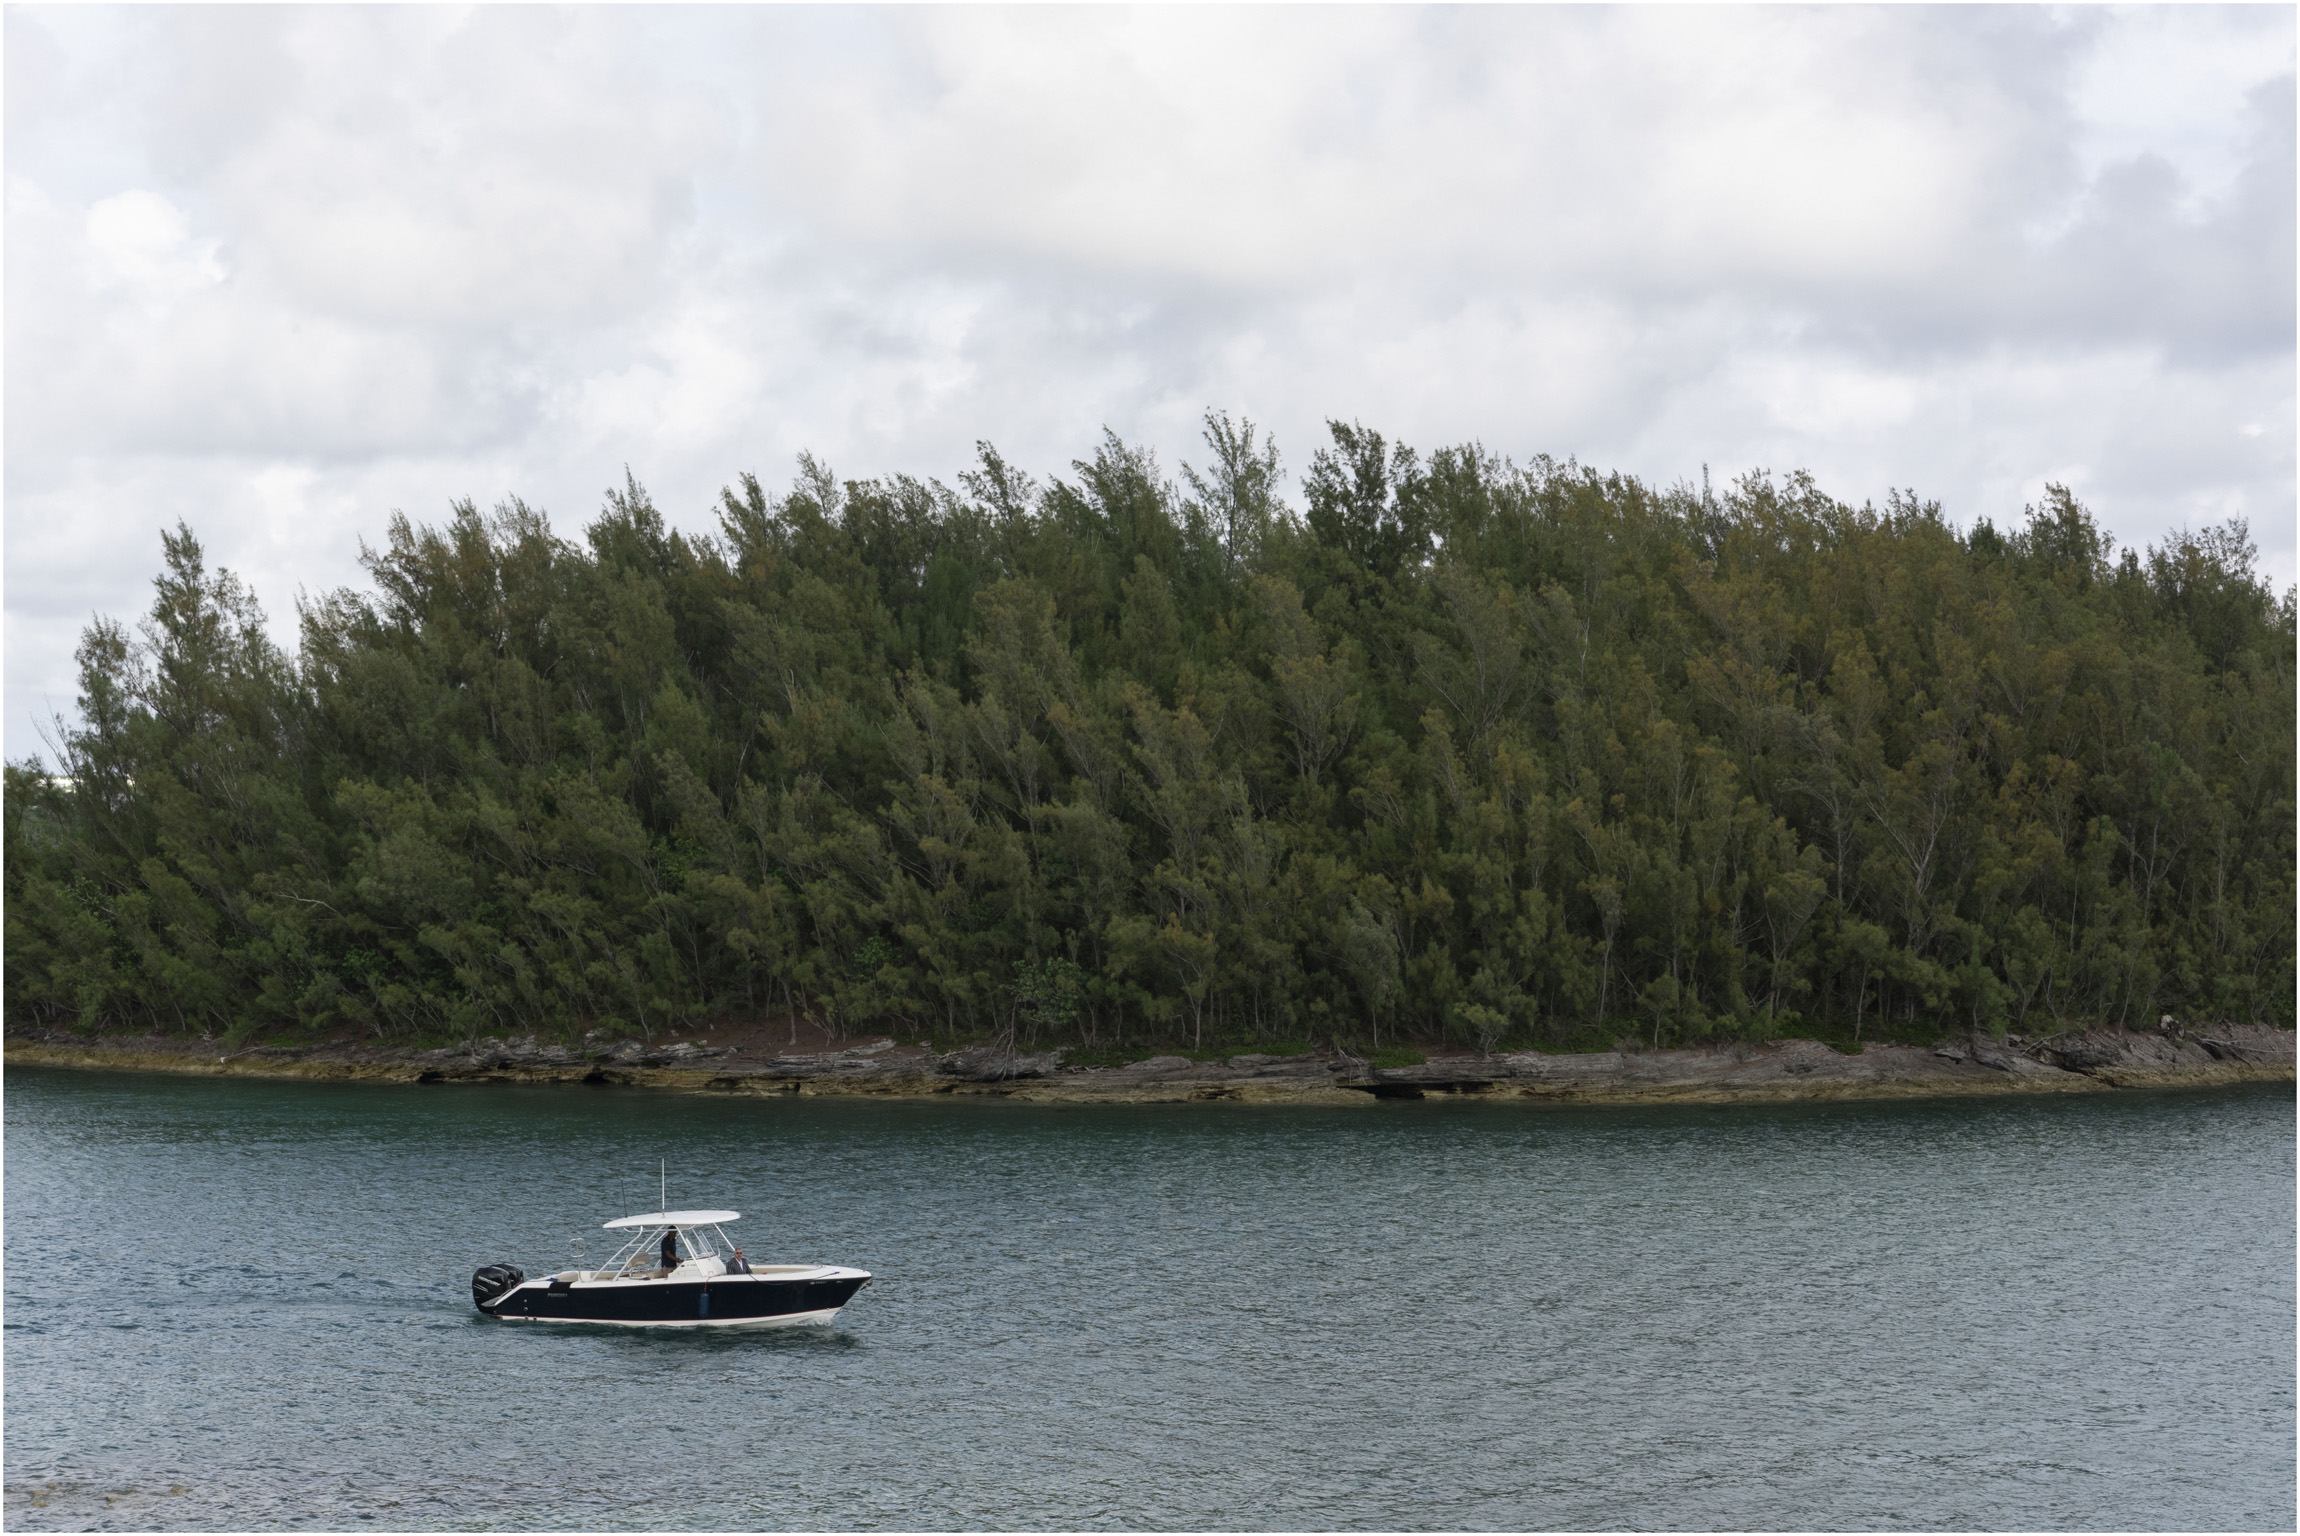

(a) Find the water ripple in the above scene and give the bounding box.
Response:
[4,1072,2292,1531]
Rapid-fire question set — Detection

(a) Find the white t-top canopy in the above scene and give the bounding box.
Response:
[603,1209,739,1229]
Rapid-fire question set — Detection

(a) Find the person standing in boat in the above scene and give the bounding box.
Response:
[658,1227,679,1276]
[727,1247,751,1274]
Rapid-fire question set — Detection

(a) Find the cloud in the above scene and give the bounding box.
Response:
[6,5,2292,759]
[84,188,226,295]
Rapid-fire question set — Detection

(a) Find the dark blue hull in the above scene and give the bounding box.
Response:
[481,1272,867,1327]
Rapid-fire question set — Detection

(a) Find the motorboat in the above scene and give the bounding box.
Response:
[471,1208,870,1329]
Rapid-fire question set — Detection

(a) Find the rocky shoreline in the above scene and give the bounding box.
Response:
[7,1020,2291,1106]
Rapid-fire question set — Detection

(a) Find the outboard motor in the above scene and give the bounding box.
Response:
[471,1263,525,1311]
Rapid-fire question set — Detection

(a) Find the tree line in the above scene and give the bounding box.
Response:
[7,417,2292,1054]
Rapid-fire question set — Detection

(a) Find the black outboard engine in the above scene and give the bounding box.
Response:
[471,1264,525,1311]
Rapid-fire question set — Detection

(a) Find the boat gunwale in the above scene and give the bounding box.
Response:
[515,1263,864,1293]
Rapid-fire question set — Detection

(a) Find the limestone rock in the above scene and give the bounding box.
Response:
[935,1046,1060,1081]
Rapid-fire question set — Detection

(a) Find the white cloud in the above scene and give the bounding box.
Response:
[84,188,226,298]
[6,4,2292,760]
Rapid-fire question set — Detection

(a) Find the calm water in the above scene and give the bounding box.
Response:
[4,1070,2291,1532]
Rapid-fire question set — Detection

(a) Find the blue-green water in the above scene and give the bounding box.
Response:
[4,1069,2291,1531]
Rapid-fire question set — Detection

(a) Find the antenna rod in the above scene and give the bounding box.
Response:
[661,1159,666,1216]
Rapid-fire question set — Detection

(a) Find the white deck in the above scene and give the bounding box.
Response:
[538,1261,860,1289]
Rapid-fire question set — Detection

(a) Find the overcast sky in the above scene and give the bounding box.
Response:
[7,4,2293,762]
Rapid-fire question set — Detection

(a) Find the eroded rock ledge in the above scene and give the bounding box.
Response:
[6,1022,2290,1106]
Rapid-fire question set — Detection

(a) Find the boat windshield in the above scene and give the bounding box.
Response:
[593,1221,738,1278]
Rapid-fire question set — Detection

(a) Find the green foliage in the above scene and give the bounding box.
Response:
[1010,956,1086,1045]
[7,427,2293,1059]
[1368,1047,1427,1069]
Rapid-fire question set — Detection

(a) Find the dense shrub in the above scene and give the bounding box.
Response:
[8,419,2291,1051]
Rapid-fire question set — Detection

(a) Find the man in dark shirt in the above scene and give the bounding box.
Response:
[727,1247,752,1275]
[658,1228,679,1276]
